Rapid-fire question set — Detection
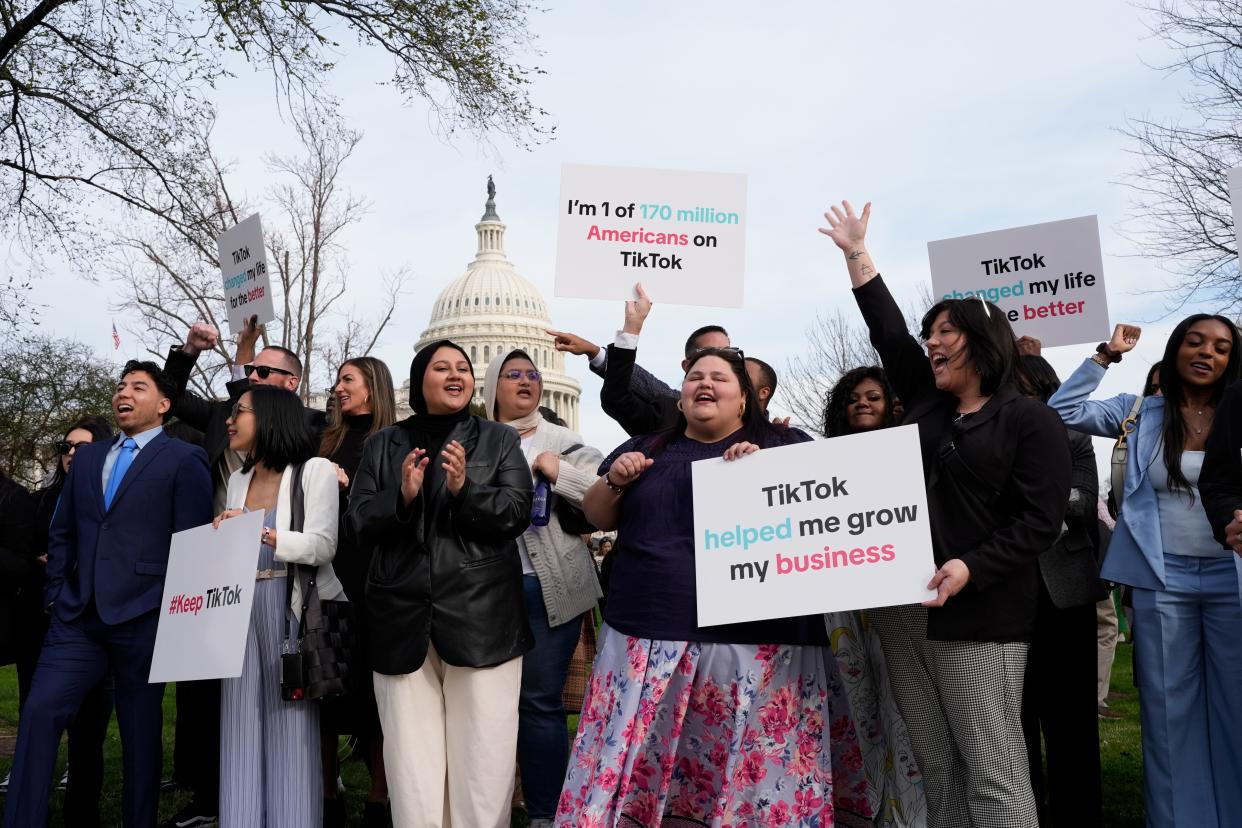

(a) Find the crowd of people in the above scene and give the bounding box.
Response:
[1,199,1241,828]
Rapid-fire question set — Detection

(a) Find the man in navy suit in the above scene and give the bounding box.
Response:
[4,360,213,828]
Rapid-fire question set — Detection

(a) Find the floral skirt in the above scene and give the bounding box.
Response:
[556,625,874,828]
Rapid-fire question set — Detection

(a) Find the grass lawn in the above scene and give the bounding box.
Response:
[0,647,1146,826]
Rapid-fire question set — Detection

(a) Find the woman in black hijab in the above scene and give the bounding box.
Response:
[347,340,534,828]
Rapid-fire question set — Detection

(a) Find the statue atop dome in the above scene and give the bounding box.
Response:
[482,175,499,221]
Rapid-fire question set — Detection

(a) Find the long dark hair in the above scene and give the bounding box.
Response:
[919,298,1018,396]
[1157,314,1241,496]
[647,347,784,457]
[319,356,398,457]
[1018,355,1061,403]
[49,415,114,488]
[240,386,317,473]
[822,366,897,437]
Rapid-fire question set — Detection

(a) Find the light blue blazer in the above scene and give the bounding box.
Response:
[1048,358,1168,591]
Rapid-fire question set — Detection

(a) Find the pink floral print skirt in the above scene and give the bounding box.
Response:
[556,624,874,827]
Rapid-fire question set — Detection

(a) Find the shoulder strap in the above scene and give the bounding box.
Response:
[285,463,316,650]
[936,438,1001,506]
[560,443,584,457]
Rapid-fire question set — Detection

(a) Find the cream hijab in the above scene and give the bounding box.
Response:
[482,348,545,433]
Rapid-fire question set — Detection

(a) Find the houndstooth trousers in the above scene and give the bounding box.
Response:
[869,604,1037,828]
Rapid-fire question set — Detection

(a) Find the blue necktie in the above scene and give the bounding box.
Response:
[104,438,138,510]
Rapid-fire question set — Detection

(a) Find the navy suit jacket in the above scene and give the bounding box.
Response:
[45,430,213,625]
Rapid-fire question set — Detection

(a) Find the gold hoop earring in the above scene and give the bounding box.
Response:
[676,399,684,412]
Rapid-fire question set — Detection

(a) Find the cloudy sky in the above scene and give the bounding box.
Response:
[25,0,1228,474]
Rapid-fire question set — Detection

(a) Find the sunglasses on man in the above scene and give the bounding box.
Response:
[243,364,297,380]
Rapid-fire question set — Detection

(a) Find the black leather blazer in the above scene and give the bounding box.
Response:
[347,416,534,674]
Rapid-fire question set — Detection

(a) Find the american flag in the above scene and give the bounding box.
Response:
[111,322,121,350]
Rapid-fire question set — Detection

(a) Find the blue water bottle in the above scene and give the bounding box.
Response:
[531,474,551,526]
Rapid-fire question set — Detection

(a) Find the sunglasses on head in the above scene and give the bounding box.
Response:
[243,364,295,380]
[56,440,91,455]
[501,369,542,382]
[691,346,745,361]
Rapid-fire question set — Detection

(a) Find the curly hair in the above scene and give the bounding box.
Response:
[822,366,897,437]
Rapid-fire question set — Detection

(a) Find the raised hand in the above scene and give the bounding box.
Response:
[622,283,653,335]
[400,448,430,505]
[818,200,872,253]
[1107,324,1141,354]
[546,329,600,359]
[1016,336,1042,357]
[441,440,467,497]
[607,451,653,488]
[184,322,220,356]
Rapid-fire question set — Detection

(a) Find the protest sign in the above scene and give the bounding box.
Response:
[217,213,275,335]
[1229,168,1242,261]
[927,215,1109,348]
[554,163,747,308]
[692,426,936,626]
[149,510,263,683]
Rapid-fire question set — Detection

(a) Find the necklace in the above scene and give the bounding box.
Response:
[1184,405,1212,435]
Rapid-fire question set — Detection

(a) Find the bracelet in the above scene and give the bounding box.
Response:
[1094,342,1122,364]
[604,472,627,494]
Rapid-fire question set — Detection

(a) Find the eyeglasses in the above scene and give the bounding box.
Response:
[501,369,542,382]
[229,402,255,419]
[55,440,91,455]
[243,364,296,380]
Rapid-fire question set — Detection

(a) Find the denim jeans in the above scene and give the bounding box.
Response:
[517,575,586,819]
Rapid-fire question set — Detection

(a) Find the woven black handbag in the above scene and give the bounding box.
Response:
[283,463,354,701]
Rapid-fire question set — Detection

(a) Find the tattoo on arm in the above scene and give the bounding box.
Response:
[847,250,864,261]
[860,264,875,277]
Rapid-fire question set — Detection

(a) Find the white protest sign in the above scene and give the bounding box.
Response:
[149,509,263,683]
[1228,168,1242,260]
[926,215,1109,348]
[554,163,747,308]
[692,426,936,626]
[217,213,275,335]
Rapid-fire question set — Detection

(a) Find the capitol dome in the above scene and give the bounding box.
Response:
[415,180,582,429]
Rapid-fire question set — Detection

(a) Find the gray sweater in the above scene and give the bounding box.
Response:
[521,420,604,626]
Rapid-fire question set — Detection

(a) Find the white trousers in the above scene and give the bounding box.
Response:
[374,644,522,828]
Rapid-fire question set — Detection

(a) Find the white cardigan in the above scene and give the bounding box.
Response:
[225,456,345,619]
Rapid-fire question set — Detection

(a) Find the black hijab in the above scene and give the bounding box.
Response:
[404,339,474,448]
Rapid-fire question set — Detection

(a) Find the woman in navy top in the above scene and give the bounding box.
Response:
[556,348,873,828]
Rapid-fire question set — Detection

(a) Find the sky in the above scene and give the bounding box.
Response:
[19,0,1231,478]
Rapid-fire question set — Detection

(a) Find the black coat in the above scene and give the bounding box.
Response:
[1201,377,1242,547]
[599,345,680,437]
[1037,430,1106,609]
[347,416,534,674]
[163,347,326,471]
[854,276,1071,642]
[0,477,36,665]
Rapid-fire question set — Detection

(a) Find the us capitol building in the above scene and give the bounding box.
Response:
[319,180,582,427]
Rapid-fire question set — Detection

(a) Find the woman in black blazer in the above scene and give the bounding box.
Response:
[821,201,1071,828]
[347,340,533,828]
